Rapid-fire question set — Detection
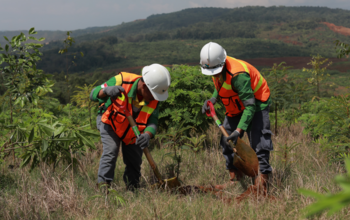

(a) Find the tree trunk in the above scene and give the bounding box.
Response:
[69,146,74,182]
[9,93,13,124]
[275,103,278,136]
[316,71,320,99]
[89,104,92,129]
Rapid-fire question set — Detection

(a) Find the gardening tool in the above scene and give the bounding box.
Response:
[112,91,181,190]
[205,101,259,177]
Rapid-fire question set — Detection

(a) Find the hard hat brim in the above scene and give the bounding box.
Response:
[201,65,224,76]
[149,89,168,101]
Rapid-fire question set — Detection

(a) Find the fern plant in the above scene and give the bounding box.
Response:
[183,134,207,153]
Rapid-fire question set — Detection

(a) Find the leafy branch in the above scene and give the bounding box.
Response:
[334,40,350,59]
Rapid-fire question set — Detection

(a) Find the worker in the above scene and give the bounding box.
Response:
[200,42,273,198]
[90,64,171,191]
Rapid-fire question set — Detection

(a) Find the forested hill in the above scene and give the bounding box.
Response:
[80,6,350,40]
[2,6,350,74]
[0,26,113,47]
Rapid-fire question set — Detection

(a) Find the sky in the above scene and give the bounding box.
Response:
[1,0,350,31]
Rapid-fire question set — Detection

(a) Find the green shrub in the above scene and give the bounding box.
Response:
[296,95,350,162]
[158,65,225,133]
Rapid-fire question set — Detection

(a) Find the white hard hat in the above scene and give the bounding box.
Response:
[142,64,171,101]
[199,42,227,76]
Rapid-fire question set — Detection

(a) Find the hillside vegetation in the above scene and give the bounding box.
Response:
[2,6,350,75]
[0,26,113,48]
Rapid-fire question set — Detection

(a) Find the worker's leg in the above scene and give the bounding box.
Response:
[247,107,273,174]
[214,115,244,189]
[235,107,273,202]
[220,115,241,170]
[96,114,102,131]
[121,141,143,191]
[97,118,121,183]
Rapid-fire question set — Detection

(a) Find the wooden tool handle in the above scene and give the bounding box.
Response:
[126,115,136,127]
[143,148,164,185]
[212,114,237,153]
[124,108,164,184]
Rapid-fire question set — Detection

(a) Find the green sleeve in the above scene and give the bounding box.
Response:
[144,105,159,137]
[212,89,218,99]
[91,76,117,102]
[232,74,256,131]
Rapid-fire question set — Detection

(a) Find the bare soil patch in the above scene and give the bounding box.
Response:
[321,22,350,36]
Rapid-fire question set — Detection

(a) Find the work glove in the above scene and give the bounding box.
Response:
[201,97,217,114]
[103,86,125,98]
[224,130,241,146]
[136,133,150,150]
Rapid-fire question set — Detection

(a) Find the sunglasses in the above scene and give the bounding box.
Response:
[199,62,225,69]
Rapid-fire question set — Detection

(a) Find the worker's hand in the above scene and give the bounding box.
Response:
[224,130,241,145]
[136,133,150,150]
[201,97,217,114]
[103,86,125,98]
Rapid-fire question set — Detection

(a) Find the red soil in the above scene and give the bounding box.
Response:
[321,22,350,36]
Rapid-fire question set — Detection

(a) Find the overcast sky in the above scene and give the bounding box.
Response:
[1,0,350,31]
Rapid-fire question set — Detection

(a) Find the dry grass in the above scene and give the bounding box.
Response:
[1,123,349,219]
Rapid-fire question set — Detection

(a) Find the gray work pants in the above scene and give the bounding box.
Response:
[220,107,273,174]
[96,114,143,189]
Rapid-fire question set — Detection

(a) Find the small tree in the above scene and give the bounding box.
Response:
[264,62,292,135]
[0,28,54,123]
[71,81,99,128]
[302,54,332,100]
[58,31,84,105]
[334,40,350,58]
[0,28,99,173]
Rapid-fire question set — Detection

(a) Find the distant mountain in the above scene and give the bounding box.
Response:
[0,26,114,47]
[1,6,350,74]
[73,6,350,42]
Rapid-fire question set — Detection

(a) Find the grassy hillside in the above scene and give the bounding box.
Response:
[1,123,349,219]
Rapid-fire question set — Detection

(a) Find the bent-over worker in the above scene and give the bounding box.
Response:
[90,64,171,190]
[200,42,273,197]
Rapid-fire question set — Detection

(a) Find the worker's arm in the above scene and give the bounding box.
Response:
[90,75,122,102]
[135,105,158,149]
[201,87,218,114]
[231,73,256,132]
[144,105,159,138]
[212,89,218,99]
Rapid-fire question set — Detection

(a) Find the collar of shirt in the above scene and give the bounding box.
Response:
[128,78,149,106]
